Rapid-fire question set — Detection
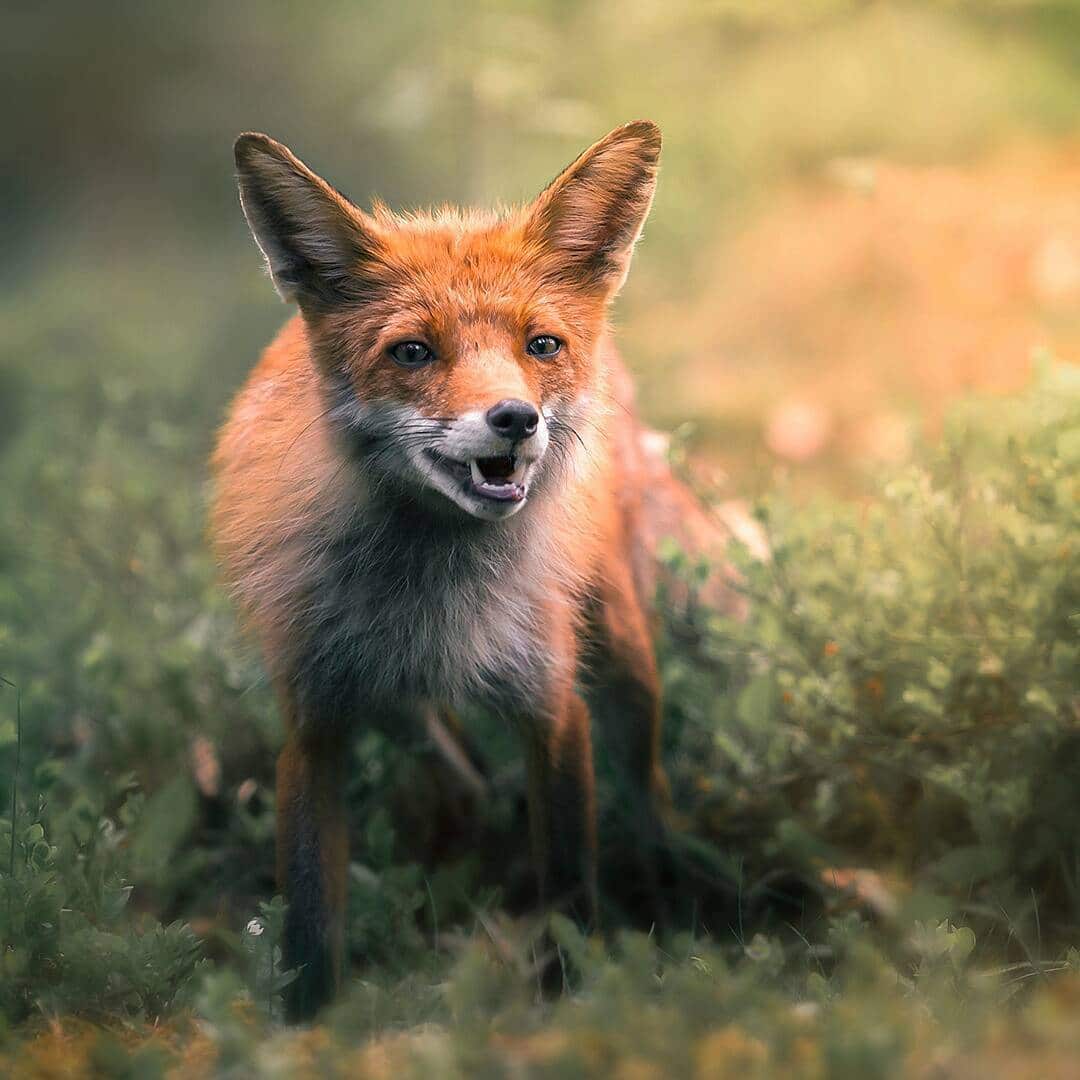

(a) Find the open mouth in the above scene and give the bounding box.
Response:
[426,450,529,503]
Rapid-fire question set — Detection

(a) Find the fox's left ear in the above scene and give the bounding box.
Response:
[524,120,661,295]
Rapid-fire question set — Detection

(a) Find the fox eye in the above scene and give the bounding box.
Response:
[389,341,435,367]
[527,335,562,358]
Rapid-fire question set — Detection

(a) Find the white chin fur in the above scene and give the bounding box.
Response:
[445,480,530,521]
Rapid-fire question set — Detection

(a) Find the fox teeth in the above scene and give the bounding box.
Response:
[470,459,488,486]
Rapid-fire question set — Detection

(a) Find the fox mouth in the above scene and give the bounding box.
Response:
[425,449,529,503]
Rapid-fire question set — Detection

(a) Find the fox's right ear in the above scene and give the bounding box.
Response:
[524,121,661,296]
[234,133,383,309]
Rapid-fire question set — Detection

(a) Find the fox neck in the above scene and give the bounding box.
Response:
[284,466,564,722]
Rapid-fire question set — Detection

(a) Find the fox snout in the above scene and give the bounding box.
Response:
[342,390,553,523]
[418,400,550,521]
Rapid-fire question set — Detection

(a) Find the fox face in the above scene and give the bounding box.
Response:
[234,122,660,521]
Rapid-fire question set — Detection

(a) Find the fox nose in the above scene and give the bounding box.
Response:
[485,399,539,442]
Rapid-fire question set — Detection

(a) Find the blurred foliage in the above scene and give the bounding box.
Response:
[0,794,208,1024]
[2,0,1080,1073]
[4,0,1080,283]
[5,916,1080,1076]
[658,360,1080,942]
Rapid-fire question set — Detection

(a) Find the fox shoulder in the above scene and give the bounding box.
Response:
[211,316,354,615]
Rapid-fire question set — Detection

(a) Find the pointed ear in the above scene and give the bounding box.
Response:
[524,120,661,295]
[234,133,383,309]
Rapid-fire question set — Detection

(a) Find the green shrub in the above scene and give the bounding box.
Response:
[660,359,1080,942]
[0,794,208,1023]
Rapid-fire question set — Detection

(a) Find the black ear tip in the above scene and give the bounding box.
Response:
[234,132,279,168]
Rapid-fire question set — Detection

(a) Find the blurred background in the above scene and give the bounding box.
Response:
[4,1,1080,495]
[1,0,1079,1038]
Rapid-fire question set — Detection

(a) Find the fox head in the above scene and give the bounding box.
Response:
[234,121,660,521]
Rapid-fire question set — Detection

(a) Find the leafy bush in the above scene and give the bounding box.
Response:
[0,793,207,1023]
[660,359,1080,943]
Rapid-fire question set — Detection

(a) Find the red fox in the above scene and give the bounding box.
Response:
[213,121,731,1019]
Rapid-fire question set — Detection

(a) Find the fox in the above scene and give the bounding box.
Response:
[212,120,733,1020]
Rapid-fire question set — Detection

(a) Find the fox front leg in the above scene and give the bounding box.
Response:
[522,689,599,930]
[275,722,349,1022]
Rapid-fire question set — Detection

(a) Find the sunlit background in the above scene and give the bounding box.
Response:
[1,2,1079,1071]
[5,1,1080,491]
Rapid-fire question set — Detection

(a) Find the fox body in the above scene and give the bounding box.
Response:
[213,122,725,1019]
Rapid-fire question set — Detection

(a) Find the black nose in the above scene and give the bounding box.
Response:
[485,399,539,442]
